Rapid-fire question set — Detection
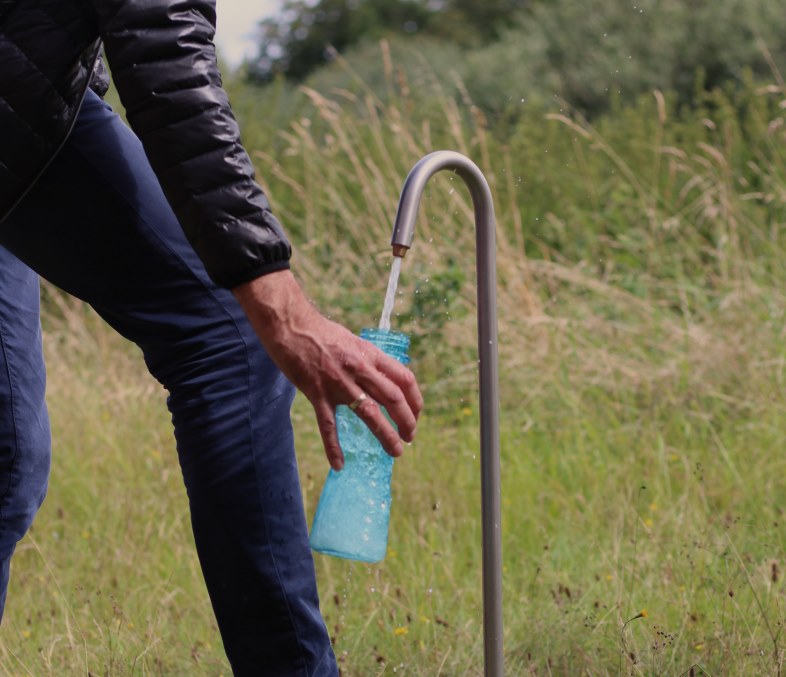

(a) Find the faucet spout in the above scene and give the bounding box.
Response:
[390,151,503,677]
[391,151,495,257]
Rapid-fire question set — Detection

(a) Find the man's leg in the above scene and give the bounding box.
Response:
[0,247,50,617]
[0,90,336,676]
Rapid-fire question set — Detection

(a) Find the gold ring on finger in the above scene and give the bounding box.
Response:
[348,392,368,411]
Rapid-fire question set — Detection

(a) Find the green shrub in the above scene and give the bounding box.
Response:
[463,0,786,117]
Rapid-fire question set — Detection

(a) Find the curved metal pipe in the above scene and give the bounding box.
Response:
[391,151,503,676]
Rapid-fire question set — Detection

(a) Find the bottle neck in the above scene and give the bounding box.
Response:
[360,328,410,364]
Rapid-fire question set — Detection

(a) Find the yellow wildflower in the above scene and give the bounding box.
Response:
[393,626,409,636]
[622,608,649,630]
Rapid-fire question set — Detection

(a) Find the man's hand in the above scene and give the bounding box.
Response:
[233,270,423,471]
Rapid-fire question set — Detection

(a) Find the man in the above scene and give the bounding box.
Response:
[0,0,423,674]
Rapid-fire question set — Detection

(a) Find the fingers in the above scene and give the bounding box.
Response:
[315,402,345,471]
[375,352,423,414]
[315,392,403,467]
[357,369,418,443]
[349,393,405,458]
[367,353,424,439]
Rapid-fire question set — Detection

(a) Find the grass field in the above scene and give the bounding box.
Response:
[3,52,786,675]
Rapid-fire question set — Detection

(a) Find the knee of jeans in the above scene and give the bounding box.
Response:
[156,322,293,406]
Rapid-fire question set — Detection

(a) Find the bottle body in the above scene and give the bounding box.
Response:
[309,328,410,563]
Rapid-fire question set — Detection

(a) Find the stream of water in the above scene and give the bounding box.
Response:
[378,256,403,330]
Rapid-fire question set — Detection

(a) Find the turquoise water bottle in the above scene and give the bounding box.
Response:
[309,328,411,563]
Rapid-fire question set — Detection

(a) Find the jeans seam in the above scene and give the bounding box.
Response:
[0,322,21,535]
[309,647,337,676]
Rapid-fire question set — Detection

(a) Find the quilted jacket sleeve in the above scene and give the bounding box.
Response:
[91,0,291,288]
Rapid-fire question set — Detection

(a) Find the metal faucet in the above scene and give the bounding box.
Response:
[390,151,503,677]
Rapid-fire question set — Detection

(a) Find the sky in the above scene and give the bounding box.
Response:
[215,0,282,68]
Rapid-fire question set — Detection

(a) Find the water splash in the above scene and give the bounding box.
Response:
[378,256,403,330]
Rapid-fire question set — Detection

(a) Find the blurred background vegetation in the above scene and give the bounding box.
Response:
[243,0,786,120]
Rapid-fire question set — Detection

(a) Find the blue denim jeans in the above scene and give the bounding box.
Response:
[0,90,337,676]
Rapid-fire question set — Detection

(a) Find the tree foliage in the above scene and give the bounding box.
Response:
[247,0,527,83]
[242,0,786,122]
[458,0,786,117]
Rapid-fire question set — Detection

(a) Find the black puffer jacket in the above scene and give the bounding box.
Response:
[0,0,290,288]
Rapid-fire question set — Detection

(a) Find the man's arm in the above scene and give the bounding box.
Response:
[92,0,423,463]
[93,0,289,289]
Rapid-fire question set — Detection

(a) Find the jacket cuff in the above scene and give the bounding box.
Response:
[223,259,291,290]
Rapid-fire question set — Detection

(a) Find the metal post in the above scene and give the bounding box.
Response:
[389,151,503,677]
